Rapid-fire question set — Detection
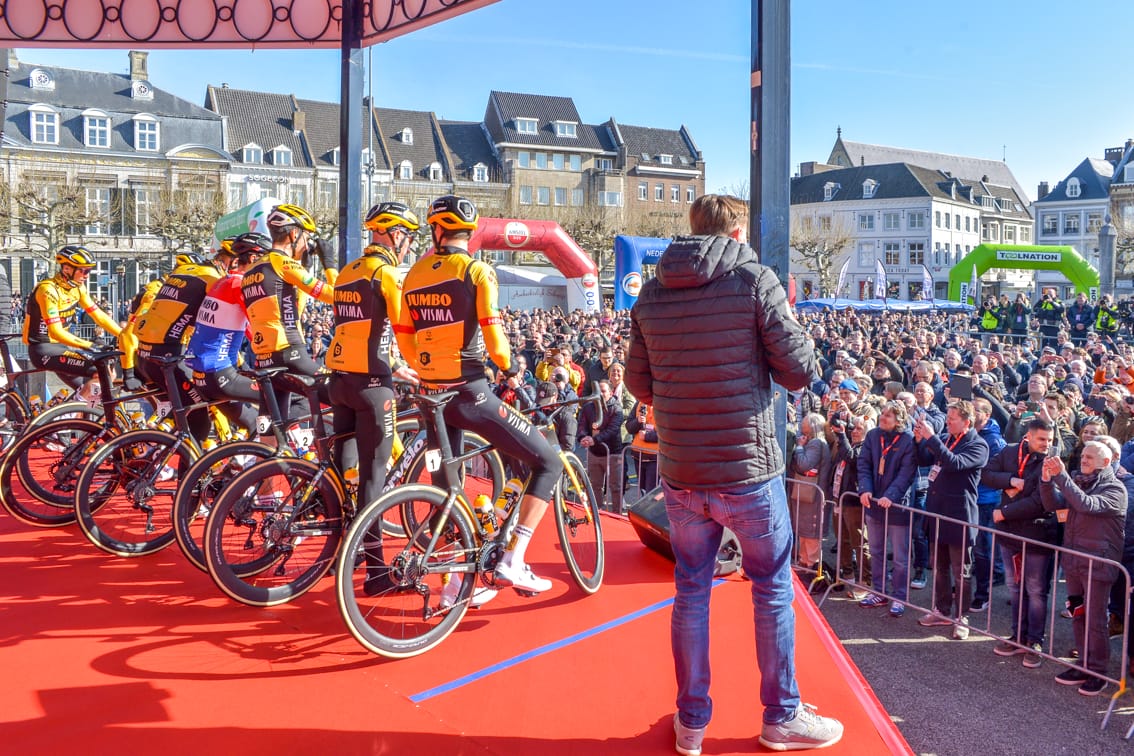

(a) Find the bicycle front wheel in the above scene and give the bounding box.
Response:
[173,440,276,572]
[398,432,504,537]
[337,484,480,658]
[555,451,604,594]
[0,417,106,527]
[203,457,345,607]
[75,429,197,557]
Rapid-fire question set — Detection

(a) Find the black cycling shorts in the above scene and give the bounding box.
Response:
[28,343,97,390]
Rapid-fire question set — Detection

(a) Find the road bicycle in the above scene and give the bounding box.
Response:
[201,373,505,607]
[0,349,161,527]
[334,387,603,658]
[73,352,241,556]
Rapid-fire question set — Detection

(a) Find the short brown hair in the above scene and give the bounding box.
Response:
[689,194,748,236]
[949,399,975,424]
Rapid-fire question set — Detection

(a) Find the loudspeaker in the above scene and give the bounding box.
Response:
[627,486,743,577]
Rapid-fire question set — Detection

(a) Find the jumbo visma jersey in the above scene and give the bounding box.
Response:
[135,263,224,352]
[242,250,335,357]
[394,249,511,385]
[23,275,119,348]
[326,247,401,375]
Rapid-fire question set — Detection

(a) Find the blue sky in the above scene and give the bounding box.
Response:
[15,0,1134,204]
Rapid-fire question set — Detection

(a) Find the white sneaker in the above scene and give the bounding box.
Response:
[438,575,498,610]
[493,560,552,593]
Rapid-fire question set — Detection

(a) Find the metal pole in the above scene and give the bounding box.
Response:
[1098,215,1117,299]
[338,0,365,266]
[752,0,791,459]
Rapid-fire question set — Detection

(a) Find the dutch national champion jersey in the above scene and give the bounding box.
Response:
[135,262,224,352]
[186,273,249,372]
[394,248,511,385]
[326,246,401,375]
[242,250,335,357]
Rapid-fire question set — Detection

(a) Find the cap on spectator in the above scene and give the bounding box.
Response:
[1042,346,1056,354]
[838,378,860,393]
[536,381,558,406]
[552,368,570,383]
[977,373,996,386]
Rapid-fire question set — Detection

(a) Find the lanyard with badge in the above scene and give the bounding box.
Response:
[877,433,901,477]
[927,432,964,483]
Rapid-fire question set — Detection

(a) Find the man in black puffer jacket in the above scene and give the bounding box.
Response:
[626,194,841,753]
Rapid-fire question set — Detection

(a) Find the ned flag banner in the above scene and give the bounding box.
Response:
[835,258,850,298]
[874,259,887,299]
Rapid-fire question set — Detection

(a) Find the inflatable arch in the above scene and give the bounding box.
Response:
[948,244,1100,302]
[613,235,672,310]
[469,218,600,313]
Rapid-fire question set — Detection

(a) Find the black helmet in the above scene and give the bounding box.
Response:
[427,195,478,233]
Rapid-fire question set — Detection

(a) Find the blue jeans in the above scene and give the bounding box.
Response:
[972,504,1004,602]
[865,513,910,602]
[1000,542,1053,646]
[911,487,930,571]
[663,477,800,728]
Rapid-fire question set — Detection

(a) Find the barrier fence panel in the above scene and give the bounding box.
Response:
[786,478,832,592]
[808,489,1132,733]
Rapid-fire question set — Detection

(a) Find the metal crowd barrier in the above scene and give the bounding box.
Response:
[786,478,832,592]
[813,490,1133,734]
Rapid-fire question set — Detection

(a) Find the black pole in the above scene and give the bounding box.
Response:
[751,0,791,459]
[338,1,364,266]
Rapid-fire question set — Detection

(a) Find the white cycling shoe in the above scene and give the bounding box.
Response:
[493,560,552,594]
[438,576,498,610]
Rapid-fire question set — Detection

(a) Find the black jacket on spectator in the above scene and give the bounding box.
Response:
[577,396,623,456]
[981,442,1057,545]
[827,430,861,506]
[918,429,990,546]
[1041,466,1127,583]
[626,234,816,489]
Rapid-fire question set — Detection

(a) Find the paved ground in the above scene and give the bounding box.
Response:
[815,574,1134,755]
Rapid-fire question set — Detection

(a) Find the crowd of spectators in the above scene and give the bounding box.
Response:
[790,296,1134,696]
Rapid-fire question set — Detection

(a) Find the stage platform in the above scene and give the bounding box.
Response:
[0,508,909,754]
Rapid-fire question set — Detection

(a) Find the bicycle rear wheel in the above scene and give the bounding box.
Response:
[74,429,196,557]
[555,451,604,593]
[203,457,345,607]
[173,440,276,572]
[337,484,479,658]
[0,417,106,527]
[0,390,29,456]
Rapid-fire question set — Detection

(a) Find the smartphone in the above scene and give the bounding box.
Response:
[1087,395,1108,414]
[902,346,916,361]
[1026,401,1041,412]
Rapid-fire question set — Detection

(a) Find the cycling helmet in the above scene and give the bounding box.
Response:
[427,195,478,233]
[175,252,205,267]
[266,203,318,233]
[55,245,96,269]
[364,201,421,233]
[216,237,236,257]
[229,232,272,259]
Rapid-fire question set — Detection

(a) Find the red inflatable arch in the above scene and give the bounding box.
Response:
[470,218,600,312]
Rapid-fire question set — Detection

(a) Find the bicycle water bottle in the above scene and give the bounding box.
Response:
[474,494,496,534]
[343,466,359,491]
[495,477,523,521]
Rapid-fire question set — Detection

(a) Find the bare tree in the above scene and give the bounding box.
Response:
[716,179,751,201]
[0,179,102,262]
[789,214,854,297]
[144,185,227,253]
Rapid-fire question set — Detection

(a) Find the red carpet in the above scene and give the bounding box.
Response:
[0,507,909,755]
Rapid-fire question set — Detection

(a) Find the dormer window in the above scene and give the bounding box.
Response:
[399,160,413,180]
[862,179,878,198]
[514,117,538,135]
[131,80,154,101]
[1066,177,1081,198]
[133,114,159,151]
[554,120,577,138]
[29,68,54,90]
[401,127,414,145]
[28,104,58,145]
[823,182,840,201]
[429,162,443,181]
[473,163,488,183]
[242,144,263,164]
[330,147,340,166]
[659,154,673,165]
[82,109,111,148]
[271,146,292,166]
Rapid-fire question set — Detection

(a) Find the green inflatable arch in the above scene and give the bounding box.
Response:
[948,244,1100,302]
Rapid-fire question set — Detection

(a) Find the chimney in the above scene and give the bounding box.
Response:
[981,174,989,183]
[128,50,148,81]
[292,109,306,134]
[6,49,16,68]
[1038,181,1049,200]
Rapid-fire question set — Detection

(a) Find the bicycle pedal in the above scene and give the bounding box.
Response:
[513,588,539,598]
